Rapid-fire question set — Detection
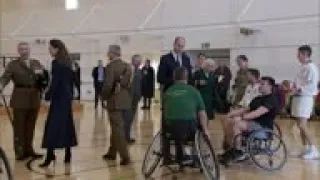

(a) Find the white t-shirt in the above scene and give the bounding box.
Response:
[239,83,261,108]
[294,61,319,96]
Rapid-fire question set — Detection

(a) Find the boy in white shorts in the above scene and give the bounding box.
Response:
[291,45,319,159]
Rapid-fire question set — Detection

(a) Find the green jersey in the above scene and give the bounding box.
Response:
[163,83,205,123]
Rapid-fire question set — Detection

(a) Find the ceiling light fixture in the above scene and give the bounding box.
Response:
[65,0,79,10]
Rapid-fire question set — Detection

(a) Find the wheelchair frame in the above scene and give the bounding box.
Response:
[141,128,220,180]
[0,147,13,180]
[226,126,288,171]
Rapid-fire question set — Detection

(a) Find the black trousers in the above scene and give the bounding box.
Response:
[142,97,152,108]
[94,82,104,108]
[163,120,196,164]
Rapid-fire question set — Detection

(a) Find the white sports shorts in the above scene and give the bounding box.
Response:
[291,96,314,119]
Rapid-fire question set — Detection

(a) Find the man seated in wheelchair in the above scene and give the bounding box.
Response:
[162,67,210,165]
[220,76,279,162]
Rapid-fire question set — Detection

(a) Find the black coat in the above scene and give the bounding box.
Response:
[141,66,155,98]
[92,66,105,87]
[42,60,78,149]
[157,52,193,92]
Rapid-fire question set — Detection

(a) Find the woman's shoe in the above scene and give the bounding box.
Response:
[39,155,56,168]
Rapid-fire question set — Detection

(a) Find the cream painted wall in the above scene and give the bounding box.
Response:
[0,0,319,99]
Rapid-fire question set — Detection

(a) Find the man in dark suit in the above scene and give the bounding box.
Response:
[92,60,105,109]
[141,59,155,109]
[157,37,193,94]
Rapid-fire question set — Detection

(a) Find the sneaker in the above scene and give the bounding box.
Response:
[298,146,311,157]
[231,150,246,162]
[302,148,320,160]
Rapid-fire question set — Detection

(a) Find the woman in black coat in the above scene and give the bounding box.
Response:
[40,39,78,167]
[141,59,155,109]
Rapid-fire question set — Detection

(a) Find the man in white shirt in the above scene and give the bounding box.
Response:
[221,68,261,150]
[238,68,261,108]
[291,45,319,159]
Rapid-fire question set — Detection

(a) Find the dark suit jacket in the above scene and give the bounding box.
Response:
[157,52,193,92]
[92,66,105,87]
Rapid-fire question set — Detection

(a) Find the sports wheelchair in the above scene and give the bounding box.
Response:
[221,122,287,171]
[142,126,220,180]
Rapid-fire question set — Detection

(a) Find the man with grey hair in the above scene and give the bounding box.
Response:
[123,54,142,144]
[0,41,44,160]
[101,44,132,165]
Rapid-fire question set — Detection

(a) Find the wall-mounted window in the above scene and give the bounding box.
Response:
[65,0,79,10]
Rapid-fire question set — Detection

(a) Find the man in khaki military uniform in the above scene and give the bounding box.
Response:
[0,42,44,160]
[233,55,249,106]
[101,45,131,165]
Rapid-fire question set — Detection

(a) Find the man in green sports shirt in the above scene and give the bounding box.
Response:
[162,67,210,165]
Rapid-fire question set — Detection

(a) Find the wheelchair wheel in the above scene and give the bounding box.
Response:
[247,130,287,171]
[0,147,13,180]
[273,122,282,138]
[142,131,162,178]
[195,130,220,180]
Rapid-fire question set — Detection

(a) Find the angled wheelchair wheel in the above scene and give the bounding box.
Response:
[273,122,282,138]
[142,131,162,178]
[0,147,13,180]
[195,131,220,180]
[247,130,287,171]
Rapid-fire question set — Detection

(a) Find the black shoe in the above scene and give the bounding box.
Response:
[120,158,131,165]
[230,149,245,162]
[29,152,43,159]
[102,154,116,161]
[16,154,30,161]
[218,149,234,163]
[141,106,147,110]
[127,139,136,144]
[39,155,56,168]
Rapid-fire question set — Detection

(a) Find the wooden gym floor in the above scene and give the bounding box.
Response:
[0,101,319,180]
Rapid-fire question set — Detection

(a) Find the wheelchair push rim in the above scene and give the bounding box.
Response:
[273,122,282,138]
[142,131,162,178]
[195,131,220,180]
[247,130,288,171]
[0,147,13,180]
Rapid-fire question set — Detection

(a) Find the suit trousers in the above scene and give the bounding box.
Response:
[94,82,104,108]
[13,108,39,156]
[123,95,140,140]
[107,110,129,160]
[143,97,152,108]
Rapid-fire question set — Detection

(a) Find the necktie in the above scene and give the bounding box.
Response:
[176,55,181,67]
